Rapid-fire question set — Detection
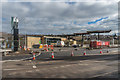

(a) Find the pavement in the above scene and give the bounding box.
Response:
[1,47,119,79]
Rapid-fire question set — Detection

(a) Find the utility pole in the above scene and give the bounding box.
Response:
[113,33,117,46]
[19,35,20,48]
[25,33,27,50]
[98,33,100,40]
[113,38,114,45]
[81,34,84,47]
[46,38,47,45]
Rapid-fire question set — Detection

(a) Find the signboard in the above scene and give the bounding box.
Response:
[11,17,19,28]
[39,40,41,44]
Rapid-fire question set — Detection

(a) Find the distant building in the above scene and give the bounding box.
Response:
[0,37,6,49]
[41,36,66,46]
[27,36,41,48]
[25,35,67,48]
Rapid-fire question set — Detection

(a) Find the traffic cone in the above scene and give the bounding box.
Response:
[27,48,30,50]
[100,49,102,54]
[83,49,86,55]
[33,53,35,60]
[71,51,74,57]
[51,52,54,59]
[24,46,27,50]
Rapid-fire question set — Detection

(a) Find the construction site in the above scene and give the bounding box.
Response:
[1,1,119,80]
[0,17,119,80]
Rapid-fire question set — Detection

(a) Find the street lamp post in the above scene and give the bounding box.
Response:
[113,33,117,46]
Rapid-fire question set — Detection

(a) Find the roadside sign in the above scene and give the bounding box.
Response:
[39,40,41,44]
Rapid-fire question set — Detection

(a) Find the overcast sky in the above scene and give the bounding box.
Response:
[1,0,119,35]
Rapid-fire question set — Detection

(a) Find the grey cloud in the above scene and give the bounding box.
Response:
[2,2,118,34]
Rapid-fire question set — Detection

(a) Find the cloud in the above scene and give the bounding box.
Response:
[1,1,118,35]
[1,0,120,2]
[65,2,77,5]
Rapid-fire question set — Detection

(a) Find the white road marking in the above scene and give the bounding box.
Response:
[26,71,33,72]
[35,69,39,71]
[33,66,37,69]
[91,69,118,78]
[66,65,70,67]
[3,69,17,71]
[3,52,41,62]
[54,67,58,69]
[94,61,105,62]
[112,51,118,53]
[61,66,65,68]
[78,64,89,65]
[3,60,20,62]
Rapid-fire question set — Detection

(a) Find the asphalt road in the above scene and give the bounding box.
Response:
[2,48,119,78]
[2,48,118,60]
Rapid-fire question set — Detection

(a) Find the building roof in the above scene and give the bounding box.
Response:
[26,34,43,37]
[73,30,111,35]
[74,32,89,35]
[44,36,66,39]
[87,30,111,33]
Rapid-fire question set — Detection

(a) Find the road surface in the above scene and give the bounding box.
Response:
[2,48,119,79]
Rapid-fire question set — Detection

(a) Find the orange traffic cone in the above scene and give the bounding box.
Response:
[83,49,86,55]
[51,52,54,59]
[33,53,35,60]
[71,51,74,57]
[100,49,102,54]
[27,48,30,50]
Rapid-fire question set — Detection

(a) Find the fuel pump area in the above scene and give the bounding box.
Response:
[1,16,119,79]
[2,24,119,79]
[2,27,119,79]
